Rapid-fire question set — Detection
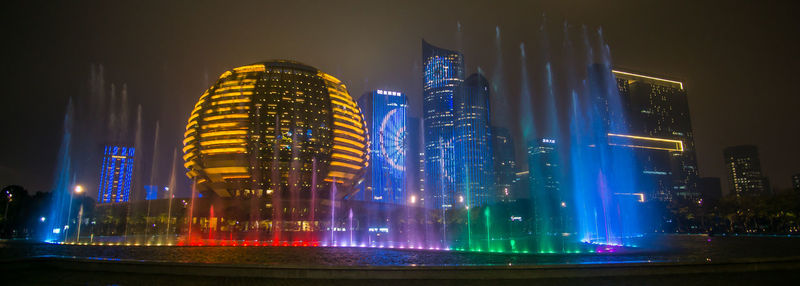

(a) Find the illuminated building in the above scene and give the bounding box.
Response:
[422,39,464,210]
[144,185,168,200]
[607,133,682,202]
[454,73,494,207]
[724,145,768,196]
[97,145,135,203]
[357,89,407,204]
[527,138,565,233]
[614,69,699,200]
[792,173,800,192]
[528,138,562,205]
[492,126,516,202]
[183,61,369,198]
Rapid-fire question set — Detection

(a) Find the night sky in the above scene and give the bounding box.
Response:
[2,0,798,195]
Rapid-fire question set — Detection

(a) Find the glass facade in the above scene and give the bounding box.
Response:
[97,145,135,203]
[357,90,408,204]
[454,73,494,208]
[492,126,516,202]
[614,69,699,201]
[422,40,464,210]
[183,61,369,199]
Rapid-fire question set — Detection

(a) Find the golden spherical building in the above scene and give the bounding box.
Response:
[183,61,369,199]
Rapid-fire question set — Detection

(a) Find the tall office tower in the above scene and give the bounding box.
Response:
[527,138,564,232]
[357,89,408,204]
[422,40,464,209]
[723,145,768,196]
[453,73,495,208]
[792,174,800,192]
[614,69,699,200]
[97,145,135,203]
[492,126,516,202]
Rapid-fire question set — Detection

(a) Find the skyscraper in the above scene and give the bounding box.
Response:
[357,89,408,204]
[723,145,768,196]
[528,138,564,234]
[97,145,135,203]
[492,126,516,202]
[422,40,464,210]
[614,69,699,200]
[454,73,494,208]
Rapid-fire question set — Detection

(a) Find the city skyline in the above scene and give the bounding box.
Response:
[2,1,799,196]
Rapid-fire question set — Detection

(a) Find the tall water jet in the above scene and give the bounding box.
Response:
[491,26,508,127]
[44,99,74,243]
[309,157,318,243]
[145,121,160,242]
[271,115,282,244]
[164,148,178,244]
[123,105,143,242]
[565,27,643,247]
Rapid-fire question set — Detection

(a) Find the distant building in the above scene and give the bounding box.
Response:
[144,185,169,201]
[492,126,516,202]
[697,177,722,206]
[527,138,562,202]
[357,89,408,204]
[527,138,566,234]
[422,39,464,210]
[793,174,800,192]
[97,145,135,203]
[614,69,699,200]
[723,145,768,196]
[454,73,494,208]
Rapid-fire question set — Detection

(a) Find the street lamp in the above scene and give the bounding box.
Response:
[3,191,12,220]
[64,184,84,242]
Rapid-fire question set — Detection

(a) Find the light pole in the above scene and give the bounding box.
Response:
[74,185,84,242]
[3,191,12,235]
[3,191,12,220]
[64,185,83,242]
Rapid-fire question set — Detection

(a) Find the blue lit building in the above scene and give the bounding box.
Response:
[422,39,464,210]
[454,73,494,208]
[97,145,135,203]
[144,185,169,201]
[357,89,408,204]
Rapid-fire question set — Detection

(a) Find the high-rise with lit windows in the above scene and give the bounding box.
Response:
[357,89,407,204]
[183,60,369,199]
[422,40,464,210]
[492,126,516,202]
[724,145,768,196]
[97,145,135,203]
[454,73,494,207]
[614,69,699,200]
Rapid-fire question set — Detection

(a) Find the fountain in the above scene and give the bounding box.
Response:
[42,22,649,256]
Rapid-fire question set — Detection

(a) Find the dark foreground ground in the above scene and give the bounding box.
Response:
[2,235,800,285]
[2,255,800,286]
